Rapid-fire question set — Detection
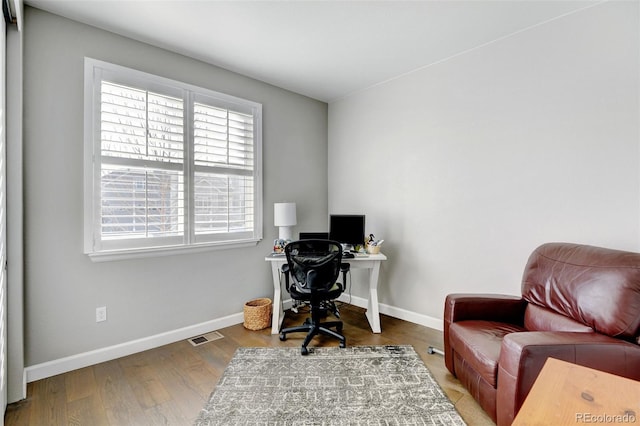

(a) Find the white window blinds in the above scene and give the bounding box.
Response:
[100,82,185,241]
[193,102,255,236]
[84,59,262,259]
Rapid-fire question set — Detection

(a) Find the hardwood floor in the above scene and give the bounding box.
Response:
[5,305,494,425]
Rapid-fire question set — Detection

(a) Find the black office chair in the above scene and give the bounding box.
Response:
[279,239,350,355]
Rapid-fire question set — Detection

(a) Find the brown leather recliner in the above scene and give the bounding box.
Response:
[444,242,640,426]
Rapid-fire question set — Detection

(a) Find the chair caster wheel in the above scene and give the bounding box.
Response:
[301,346,309,355]
[279,333,286,341]
[339,342,346,348]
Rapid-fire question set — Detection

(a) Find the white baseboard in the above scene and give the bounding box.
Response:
[337,294,443,331]
[25,302,443,383]
[380,303,444,331]
[24,312,244,383]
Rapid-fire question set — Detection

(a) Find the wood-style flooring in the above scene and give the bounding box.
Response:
[5,304,495,425]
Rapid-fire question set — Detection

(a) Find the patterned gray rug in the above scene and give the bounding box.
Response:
[194,345,466,425]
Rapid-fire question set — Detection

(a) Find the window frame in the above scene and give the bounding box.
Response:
[84,58,263,261]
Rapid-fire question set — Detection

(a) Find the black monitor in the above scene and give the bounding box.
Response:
[329,214,365,250]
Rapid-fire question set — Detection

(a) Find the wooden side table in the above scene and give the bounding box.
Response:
[512,357,639,425]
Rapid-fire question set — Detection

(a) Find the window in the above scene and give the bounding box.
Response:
[84,58,262,260]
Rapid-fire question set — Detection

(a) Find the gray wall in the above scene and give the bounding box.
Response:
[23,7,328,366]
[328,1,640,321]
[21,1,640,371]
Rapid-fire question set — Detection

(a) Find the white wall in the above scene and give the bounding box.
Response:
[22,7,328,368]
[7,7,24,402]
[328,1,640,323]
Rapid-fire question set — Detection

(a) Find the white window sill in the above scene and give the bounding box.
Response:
[87,239,260,262]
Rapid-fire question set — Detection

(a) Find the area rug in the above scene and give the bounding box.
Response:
[194,345,466,425]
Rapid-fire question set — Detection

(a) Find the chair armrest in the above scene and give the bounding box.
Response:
[496,331,640,426]
[340,263,350,289]
[445,293,527,325]
[281,264,290,292]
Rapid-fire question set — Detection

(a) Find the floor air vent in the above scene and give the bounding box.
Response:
[188,331,224,347]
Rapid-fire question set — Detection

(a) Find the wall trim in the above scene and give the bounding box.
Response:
[380,302,444,331]
[337,294,443,331]
[25,312,244,383]
[25,302,442,383]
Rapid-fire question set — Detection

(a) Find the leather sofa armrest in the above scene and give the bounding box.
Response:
[443,293,526,374]
[445,293,526,324]
[496,331,640,426]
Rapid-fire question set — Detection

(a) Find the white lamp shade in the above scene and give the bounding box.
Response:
[274,202,297,227]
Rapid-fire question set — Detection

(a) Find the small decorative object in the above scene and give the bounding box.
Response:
[366,235,384,254]
[243,298,272,330]
[273,239,289,253]
[366,244,381,254]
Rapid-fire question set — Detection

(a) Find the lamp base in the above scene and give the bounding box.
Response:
[278,226,293,241]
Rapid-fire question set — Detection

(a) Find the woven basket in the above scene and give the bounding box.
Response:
[366,245,381,254]
[243,298,272,330]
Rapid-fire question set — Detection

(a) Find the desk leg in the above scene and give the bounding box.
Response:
[365,261,382,333]
[270,263,285,334]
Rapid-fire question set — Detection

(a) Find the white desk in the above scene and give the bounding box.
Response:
[265,253,387,335]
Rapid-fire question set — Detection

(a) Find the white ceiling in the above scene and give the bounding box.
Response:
[25,0,600,102]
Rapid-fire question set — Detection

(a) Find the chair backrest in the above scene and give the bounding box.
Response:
[285,239,342,291]
[522,242,640,342]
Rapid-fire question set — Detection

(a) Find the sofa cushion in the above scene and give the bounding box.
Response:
[524,304,593,333]
[449,320,526,387]
[522,242,640,341]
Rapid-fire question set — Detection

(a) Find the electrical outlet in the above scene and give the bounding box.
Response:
[96,306,107,323]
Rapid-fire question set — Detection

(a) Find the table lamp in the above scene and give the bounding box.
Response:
[274,202,297,241]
